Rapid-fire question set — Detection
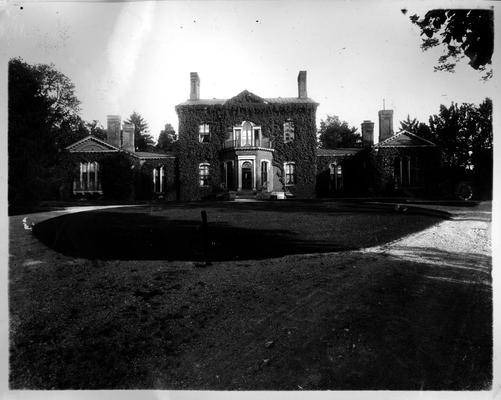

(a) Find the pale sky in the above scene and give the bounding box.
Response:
[1,0,498,142]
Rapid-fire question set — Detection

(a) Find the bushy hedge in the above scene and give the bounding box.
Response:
[100,153,135,200]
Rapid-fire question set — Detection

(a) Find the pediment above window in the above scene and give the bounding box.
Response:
[225,90,267,105]
[66,136,118,153]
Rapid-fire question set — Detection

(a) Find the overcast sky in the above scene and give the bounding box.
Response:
[1,0,497,142]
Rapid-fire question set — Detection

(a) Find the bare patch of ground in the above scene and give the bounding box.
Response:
[9,202,492,390]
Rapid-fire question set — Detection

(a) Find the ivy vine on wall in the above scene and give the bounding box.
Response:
[175,102,318,200]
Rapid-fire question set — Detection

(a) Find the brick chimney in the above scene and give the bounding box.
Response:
[378,109,394,143]
[361,120,374,147]
[106,115,121,148]
[190,72,200,100]
[122,122,135,152]
[298,71,307,99]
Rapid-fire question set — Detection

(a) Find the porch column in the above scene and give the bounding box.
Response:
[407,157,411,186]
[93,162,98,191]
[79,163,83,191]
[399,157,403,186]
[86,162,91,190]
[237,160,242,190]
[252,160,257,190]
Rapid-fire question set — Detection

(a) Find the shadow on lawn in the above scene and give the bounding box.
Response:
[32,203,444,261]
[33,211,356,261]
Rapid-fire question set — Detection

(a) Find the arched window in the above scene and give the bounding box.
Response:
[225,121,263,148]
[199,163,210,187]
[153,165,165,193]
[242,121,253,146]
[284,162,296,186]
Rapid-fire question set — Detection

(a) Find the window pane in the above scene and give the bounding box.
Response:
[284,121,294,143]
[199,164,210,187]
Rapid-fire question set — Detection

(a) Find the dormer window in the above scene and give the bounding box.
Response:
[283,121,295,143]
[199,124,210,143]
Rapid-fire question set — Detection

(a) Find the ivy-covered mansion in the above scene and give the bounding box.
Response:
[65,71,441,201]
[175,71,318,200]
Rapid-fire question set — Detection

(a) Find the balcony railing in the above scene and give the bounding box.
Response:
[223,138,272,149]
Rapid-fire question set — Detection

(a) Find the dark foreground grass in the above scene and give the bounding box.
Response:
[10,202,491,389]
[9,248,491,389]
[32,201,444,261]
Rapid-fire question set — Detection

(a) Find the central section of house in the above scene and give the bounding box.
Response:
[222,120,273,192]
[175,71,319,200]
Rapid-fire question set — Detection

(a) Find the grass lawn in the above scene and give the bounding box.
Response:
[32,201,445,261]
[9,201,492,389]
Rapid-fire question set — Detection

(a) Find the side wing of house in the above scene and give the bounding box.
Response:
[374,131,440,193]
[65,136,119,195]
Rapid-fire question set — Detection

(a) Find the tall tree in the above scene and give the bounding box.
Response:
[86,120,107,141]
[409,9,493,79]
[318,115,360,148]
[125,111,154,151]
[156,123,177,151]
[8,58,82,210]
[399,115,432,139]
[427,98,492,172]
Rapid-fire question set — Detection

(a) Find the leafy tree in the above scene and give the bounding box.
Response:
[427,98,492,172]
[157,123,177,151]
[409,9,493,79]
[125,111,154,151]
[399,115,432,139]
[318,115,360,148]
[100,153,135,200]
[8,58,81,210]
[86,120,107,141]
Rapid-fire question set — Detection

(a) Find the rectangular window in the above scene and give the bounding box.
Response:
[284,162,296,185]
[283,121,295,143]
[199,124,210,143]
[153,166,165,193]
[82,162,88,190]
[89,162,96,190]
[234,128,241,145]
[261,161,268,188]
[254,128,261,146]
[199,163,210,187]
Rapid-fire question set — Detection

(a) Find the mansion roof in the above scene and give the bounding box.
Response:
[317,148,363,157]
[375,130,437,148]
[176,90,318,108]
[65,135,174,160]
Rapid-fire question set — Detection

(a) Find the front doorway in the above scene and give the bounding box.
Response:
[241,161,253,190]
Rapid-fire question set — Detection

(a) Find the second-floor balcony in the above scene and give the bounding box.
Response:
[223,138,272,150]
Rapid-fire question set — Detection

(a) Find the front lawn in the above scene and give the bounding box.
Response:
[10,201,491,389]
[32,201,443,261]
